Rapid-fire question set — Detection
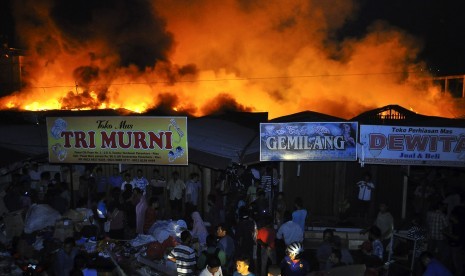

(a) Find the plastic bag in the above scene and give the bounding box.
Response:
[24,204,61,234]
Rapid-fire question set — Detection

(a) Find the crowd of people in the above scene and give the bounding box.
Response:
[0,163,309,275]
[0,162,463,276]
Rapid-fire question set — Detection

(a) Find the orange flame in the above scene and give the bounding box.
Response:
[0,0,462,119]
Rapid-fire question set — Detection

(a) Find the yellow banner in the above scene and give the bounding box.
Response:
[46,116,188,165]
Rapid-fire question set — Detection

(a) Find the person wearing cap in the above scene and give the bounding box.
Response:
[280,242,310,276]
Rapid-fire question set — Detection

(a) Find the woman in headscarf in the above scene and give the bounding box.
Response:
[134,188,148,235]
[191,211,208,246]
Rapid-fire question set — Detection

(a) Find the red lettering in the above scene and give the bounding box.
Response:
[439,136,456,152]
[101,132,118,149]
[61,131,74,148]
[405,135,429,151]
[147,131,164,149]
[388,135,404,150]
[98,130,178,150]
[165,131,173,149]
[88,131,96,148]
[429,136,438,152]
[118,131,132,149]
[133,132,147,149]
[369,133,386,150]
[454,135,465,153]
[74,131,87,148]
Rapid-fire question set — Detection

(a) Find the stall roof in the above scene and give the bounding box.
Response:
[0,105,463,171]
[270,110,345,122]
[352,104,465,126]
[187,112,267,169]
[0,110,268,170]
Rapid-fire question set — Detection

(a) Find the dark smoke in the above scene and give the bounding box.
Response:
[149,93,197,115]
[73,66,99,87]
[202,93,254,115]
[60,90,103,109]
[49,0,174,69]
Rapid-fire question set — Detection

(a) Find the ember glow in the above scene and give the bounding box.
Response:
[0,0,462,118]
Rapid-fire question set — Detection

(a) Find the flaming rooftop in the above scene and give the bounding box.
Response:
[0,0,464,119]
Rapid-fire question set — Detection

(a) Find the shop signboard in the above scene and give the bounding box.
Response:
[46,116,187,165]
[359,125,465,167]
[260,122,358,161]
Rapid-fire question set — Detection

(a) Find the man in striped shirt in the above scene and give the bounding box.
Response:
[168,230,197,275]
[260,166,278,213]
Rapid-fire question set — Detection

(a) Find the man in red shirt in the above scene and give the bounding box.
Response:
[257,216,276,276]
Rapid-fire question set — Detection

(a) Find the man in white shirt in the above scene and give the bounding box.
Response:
[133,169,149,194]
[356,172,375,219]
[372,203,394,256]
[199,255,223,276]
[276,211,304,264]
[185,172,201,214]
[120,173,135,191]
[276,211,304,246]
[166,171,185,218]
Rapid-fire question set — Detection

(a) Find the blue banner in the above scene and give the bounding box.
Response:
[260,122,358,161]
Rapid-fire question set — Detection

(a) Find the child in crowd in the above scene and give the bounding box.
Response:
[233,255,255,276]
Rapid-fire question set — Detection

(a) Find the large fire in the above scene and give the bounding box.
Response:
[0,0,462,119]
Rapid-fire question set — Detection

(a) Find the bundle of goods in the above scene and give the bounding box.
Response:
[142,220,187,260]
[148,220,187,243]
[24,204,61,234]
[145,236,178,260]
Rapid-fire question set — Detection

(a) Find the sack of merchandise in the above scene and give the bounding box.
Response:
[148,219,187,243]
[146,241,164,260]
[130,235,156,247]
[24,204,61,234]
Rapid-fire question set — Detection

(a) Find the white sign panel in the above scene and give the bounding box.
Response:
[359,125,465,167]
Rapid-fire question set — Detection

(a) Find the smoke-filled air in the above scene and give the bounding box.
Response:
[0,0,461,119]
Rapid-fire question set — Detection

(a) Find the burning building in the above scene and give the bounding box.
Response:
[0,0,463,118]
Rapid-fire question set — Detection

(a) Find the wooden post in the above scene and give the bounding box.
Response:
[401,166,410,219]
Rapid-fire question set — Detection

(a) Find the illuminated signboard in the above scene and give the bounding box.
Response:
[260,122,358,161]
[46,116,187,165]
[359,125,465,167]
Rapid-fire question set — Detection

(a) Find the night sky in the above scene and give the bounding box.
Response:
[338,0,465,75]
[1,0,465,75]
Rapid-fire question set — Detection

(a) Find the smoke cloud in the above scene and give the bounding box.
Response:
[0,0,461,118]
